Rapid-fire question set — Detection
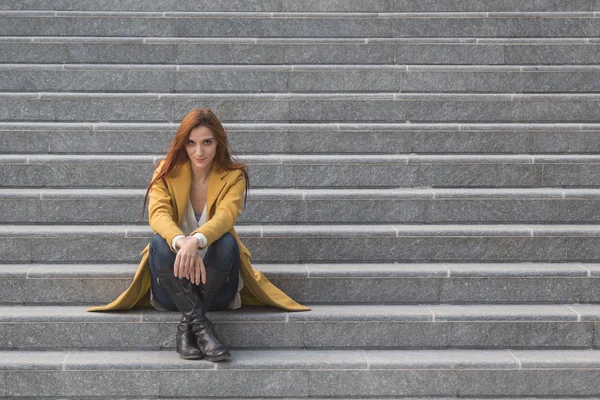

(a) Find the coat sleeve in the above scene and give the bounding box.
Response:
[191,169,245,248]
[147,161,185,252]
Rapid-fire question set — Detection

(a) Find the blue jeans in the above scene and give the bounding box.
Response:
[148,232,240,312]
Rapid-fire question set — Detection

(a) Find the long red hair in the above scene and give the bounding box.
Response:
[141,108,249,218]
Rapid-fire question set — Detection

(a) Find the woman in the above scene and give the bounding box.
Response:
[88,108,309,362]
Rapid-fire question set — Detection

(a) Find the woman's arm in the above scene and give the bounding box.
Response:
[190,169,246,248]
[148,162,186,253]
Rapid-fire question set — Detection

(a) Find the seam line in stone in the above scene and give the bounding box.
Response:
[61,352,70,371]
[524,225,534,237]
[426,306,436,322]
[565,305,582,322]
[25,265,35,279]
[440,263,451,278]
[362,350,370,370]
[576,262,592,277]
[507,349,522,370]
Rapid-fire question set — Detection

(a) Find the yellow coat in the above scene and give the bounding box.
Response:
[87,159,310,312]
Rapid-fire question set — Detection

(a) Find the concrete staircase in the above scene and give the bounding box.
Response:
[2,0,600,398]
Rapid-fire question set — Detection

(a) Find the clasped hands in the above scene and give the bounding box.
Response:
[174,236,206,285]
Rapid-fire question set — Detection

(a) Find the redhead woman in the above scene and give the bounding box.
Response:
[88,108,309,362]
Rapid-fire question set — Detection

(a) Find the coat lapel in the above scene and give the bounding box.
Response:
[170,160,191,225]
[206,163,228,218]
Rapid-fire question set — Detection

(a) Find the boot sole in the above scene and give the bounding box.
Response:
[179,353,204,360]
[203,352,231,362]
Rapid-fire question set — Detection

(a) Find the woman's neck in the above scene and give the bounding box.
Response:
[191,163,212,182]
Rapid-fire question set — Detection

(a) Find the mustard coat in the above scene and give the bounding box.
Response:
[87,159,309,312]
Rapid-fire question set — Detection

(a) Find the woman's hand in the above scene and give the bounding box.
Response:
[174,237,206,285]
[175,236,188,250]
[192,254,206,285]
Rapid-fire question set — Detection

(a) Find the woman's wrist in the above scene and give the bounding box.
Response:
[186,235,201,249]
[190,233,208,249]
[174,235,187,250]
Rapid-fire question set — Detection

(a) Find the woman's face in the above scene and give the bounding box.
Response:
[185,125,217,170]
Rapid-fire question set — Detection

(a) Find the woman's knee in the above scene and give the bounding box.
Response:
[211,232,239,258]
[205,232,239,272]
[149,234,176,264]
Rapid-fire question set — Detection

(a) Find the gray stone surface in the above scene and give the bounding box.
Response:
[307,369,600,397]
[8,93,600,123]
[1,13,598,38]
[26,237,149,263]
[6,370,158,397]
[297,276,442,303]
[2,349,600,396]
[4,122,600,155]
[216,348,367,369]
[0,163,155,187]
[47,129,172,153]
[176,67,288,92]
[243,236,568,263]
[36,198,146,224]
[1,305,596,349]
[0,15,177,37]
[0,277,130,304]
[396,43,504,64]
[441,321,592,348]
[429,304,578,321]
[6,262,599,305]
[439,277,586,303]
[0,223,595,263]
[513,349,600,368]
[285,42,394,64]
[159,370,308,397]
[0,199,37,223]
[12,66,600,93]
[0,42,67,63]
[67,42,177,64]
[544,164,600,186]
[0,129,49,154]
[0,322,159,349]
[7,40,600,65]
[391,0,593,11]
[567,237,600,261]
[10,154,600,188]
[0,0,593,12]
[0,350,66,369]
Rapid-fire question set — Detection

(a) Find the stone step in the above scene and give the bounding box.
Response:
[2,37,598,65]
[6,92,600,123]
[2,187,600,224]
[1,224,600,263]
[2,349,600,397]
[0,304,598,350]
[7,64,600,93]
[0,11,599,38]
[3,122,600,155]
[1,153,599,188]
[1,262,599,305]
[1,0,595,12]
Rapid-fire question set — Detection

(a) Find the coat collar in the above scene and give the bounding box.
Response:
[173,160,228,219]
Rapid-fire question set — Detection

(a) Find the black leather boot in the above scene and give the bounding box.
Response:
[156,266,231,362]
[176,315,203,360]
[194,267,231,361]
